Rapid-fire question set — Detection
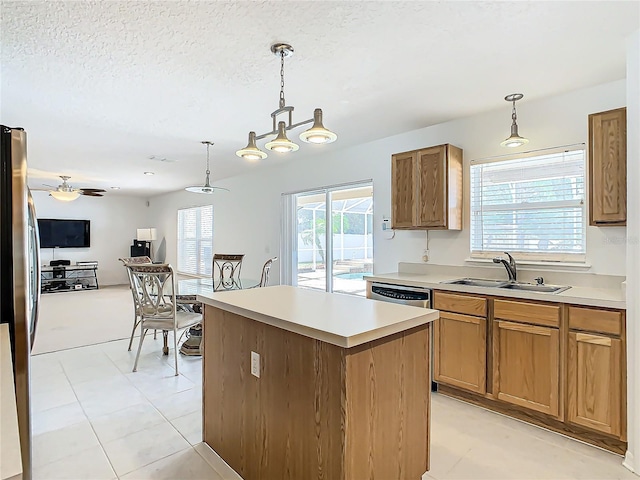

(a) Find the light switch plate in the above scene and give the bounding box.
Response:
[251,351,260,378]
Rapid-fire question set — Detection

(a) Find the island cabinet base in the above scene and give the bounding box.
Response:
[203,305,431,480]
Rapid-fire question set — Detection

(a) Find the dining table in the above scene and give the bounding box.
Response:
[163,276,256,356]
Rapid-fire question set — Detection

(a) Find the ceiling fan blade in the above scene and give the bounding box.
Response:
[79,188,106,193]
[80,192,104,197]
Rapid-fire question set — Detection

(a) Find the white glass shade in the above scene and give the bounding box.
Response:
[265,121,299,153]
[299,109,337,144]
[50,190,80,201]
[500,133,529,148]
[236,131,268,160]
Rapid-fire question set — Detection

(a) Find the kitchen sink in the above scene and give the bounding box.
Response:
[440,278,571,294]
[499,283,571,294]
[440,278,509,288]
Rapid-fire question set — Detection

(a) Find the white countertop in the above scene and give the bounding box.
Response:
[367,272,626,309]
[198,285,438,348]
[1,324,22,480]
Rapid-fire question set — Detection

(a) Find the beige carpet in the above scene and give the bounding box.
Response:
[32,285,136,355]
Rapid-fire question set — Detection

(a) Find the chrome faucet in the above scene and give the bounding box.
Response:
[493,252,517,282]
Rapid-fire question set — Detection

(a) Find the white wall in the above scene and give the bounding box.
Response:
[624,29,639,474]
[148,79,627,280]
[33,192,149,285]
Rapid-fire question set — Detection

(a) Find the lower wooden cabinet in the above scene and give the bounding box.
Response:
[432,289,626,452]
[567,332,622,436]
[493,320,560,417]
[434,312,486,394]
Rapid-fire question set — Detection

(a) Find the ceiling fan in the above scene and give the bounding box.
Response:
[44,176,106,201]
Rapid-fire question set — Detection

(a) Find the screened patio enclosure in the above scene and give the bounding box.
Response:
[296,184,373,296]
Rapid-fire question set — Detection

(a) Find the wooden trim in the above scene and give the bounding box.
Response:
[447,145,463,230]
[494,299,560,327]
[437,385,627,455]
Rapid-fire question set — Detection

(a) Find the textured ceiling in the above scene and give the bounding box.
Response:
[1,0,638,196]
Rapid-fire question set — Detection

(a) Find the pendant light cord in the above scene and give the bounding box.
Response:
[206,142,211,175]
[511,100,518,126]
[279,51,286,109]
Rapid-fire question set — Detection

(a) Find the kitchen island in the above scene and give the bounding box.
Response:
[198,285,439,480]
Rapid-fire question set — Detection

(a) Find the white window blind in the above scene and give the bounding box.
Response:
[470,149,586,262]
[177,205,213,275]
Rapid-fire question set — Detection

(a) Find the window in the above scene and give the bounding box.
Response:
[177,205,213,275]
[470,148,585,262]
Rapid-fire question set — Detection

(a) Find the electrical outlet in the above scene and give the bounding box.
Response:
[251,351,260,378]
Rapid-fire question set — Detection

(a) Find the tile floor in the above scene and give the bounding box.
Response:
[31,337,637,480]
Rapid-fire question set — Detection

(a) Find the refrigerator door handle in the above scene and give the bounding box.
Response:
[27,190,40,349]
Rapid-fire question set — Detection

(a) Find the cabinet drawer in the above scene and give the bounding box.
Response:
[434,291,487,317]
[494,299,560,328]
[568,306,623,336]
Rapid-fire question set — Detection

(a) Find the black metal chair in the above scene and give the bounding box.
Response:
[212,254,245,290]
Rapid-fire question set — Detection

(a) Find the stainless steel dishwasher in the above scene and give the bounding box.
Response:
[368,282,436,391]
[369,282,431,307]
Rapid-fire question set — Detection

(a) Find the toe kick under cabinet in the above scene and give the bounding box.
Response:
[433,290,627,454]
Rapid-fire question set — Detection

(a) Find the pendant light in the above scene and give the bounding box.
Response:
[236,131,268,161]
[185,141,229,194]
[500,93,529,148]
[236,43,337,160]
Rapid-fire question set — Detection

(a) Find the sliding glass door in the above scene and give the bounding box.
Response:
[286,182,373,296]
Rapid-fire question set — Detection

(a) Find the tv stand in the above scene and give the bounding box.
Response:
[41,265,99,294]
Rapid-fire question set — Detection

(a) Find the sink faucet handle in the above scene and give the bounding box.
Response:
[534,276,544,285]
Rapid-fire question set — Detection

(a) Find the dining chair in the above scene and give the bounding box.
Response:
[127,263,202,376]
[119,256,153,350]
[254,256,278,288]
[212,254,245,290]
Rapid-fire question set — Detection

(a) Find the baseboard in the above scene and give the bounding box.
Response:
[623,451,636,474]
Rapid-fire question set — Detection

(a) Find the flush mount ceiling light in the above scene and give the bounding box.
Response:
[185,141,230,194]
[500,93,529,148]
[235,43,337,161]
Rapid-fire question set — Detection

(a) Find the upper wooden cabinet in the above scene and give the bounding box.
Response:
[589,107,626,226]
[391,144,463,230]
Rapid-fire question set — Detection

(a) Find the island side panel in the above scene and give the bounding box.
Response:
[203,305,346,480]
[344,324,431,479]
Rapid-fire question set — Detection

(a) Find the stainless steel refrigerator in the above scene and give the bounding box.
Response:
[1,125,41,480]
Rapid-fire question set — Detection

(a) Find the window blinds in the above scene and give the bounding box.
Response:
[177,205,213,275]
[470,149,585,261]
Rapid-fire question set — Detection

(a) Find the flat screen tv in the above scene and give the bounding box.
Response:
[38,219,90,248]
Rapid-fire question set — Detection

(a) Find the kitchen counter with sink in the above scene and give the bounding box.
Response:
[367,271,625,309]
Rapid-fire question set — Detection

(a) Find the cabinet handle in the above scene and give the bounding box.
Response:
[575,333,612,346]
[497,321,554,336]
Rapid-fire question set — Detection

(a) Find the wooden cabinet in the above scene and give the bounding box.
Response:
[391,144,462,230]
[433,292,487,394]
[493,320,560,417]
[492,299,561,417]
[567,306,625,437]
[431,291,627,452]
[589,107,626,226]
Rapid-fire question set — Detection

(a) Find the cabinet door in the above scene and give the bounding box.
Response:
[589,107,626,226]
[493,321,560,417]
[567,332,622,437]
[434,312,486,394]
[416,146,447,228]
[391,151,416,228]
